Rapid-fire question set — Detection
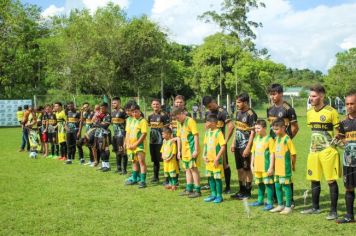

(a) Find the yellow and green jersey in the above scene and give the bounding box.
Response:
[55,110,67,134]
[251,135,275,172]
[273,135,296,177]
[161,139,177,160]
[307,105,339,152]
[127,117,148,150]
[203,128,226,163]
[27,112,37,129]
[177,117,198,159]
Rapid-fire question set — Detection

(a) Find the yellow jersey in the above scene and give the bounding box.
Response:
[307,105,339,152]
[273,135,296,177]
[16,111,24,122]
[251,135,275,172]
[161,139,177,160]
[127,117,148,151]
[203,128,226,163]
[177,117,198,159]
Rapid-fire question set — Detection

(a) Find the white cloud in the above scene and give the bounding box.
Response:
[249,0,356,72]
[41,5,65,18]
[150,0,222,45]
[82,0,130,13]
[150,0,356,72]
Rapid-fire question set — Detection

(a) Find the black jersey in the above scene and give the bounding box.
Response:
[46,112,57,133]
[148,111,170,144]
[82,110,94,131]
[205,107,231,134]
[267,101,297,138]
[66,110,80,133]
[235,108,258,149]
[339,116,356,167]
[111,108,127,137]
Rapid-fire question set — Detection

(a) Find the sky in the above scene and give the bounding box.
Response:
[22,0,356,73]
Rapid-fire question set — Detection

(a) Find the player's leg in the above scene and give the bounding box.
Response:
[150,143,161,183]
[137,151,147,188]
[337,165,356,223]
[112,135,121,172]
[100,136,111,172]
[223,149,231,194]
[180,166,194,196]
[244,153,253,198]
[231,148,245,199]
[270,178,285,213]
[280,183,292,214]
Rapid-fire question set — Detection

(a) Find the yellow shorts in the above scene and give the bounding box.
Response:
[182,157,197,170]
[274,175,292,184]
[205,161,224,179]
[58,132,66,144]
[254,171,274,184]
[163,159,179,177]
[307,147,341,181]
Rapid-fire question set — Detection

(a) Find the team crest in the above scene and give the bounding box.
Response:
[278,112,283,117]
[308,169,312,176]
[320,115,326,122]
[242,117,247,122]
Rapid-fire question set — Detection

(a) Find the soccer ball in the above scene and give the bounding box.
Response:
[29,152,37,159]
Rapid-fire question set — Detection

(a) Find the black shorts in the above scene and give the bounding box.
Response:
[344,166,356,188]
[47,133,56,143]
[112,135,124,153]
[234,147,251,170]
[66,132,77,147]
[150,143,163,163]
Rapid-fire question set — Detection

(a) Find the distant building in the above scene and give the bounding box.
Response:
[284,87,303,97]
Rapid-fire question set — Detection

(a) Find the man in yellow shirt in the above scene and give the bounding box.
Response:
[301,85,340,220]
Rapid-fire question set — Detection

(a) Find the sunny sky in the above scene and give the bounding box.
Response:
[22,0,356,73]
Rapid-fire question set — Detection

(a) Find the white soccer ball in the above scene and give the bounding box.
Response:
[29,152,37,159]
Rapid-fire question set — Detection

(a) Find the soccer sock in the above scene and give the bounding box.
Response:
[116,153,122,170]
[51,143,55,156]
[311,181,321,209]
[246,182,252,195]
[275,182,283,206]
[208,177,216,197]
[224,167,231,190]
[140,173,147,183]
[258,183,266,204]
[283,184,292,207]
[132,171,138,182]
[345,190,355,218]
[171,177,178,186]
[266,184,274,205]
[194,185,201,193]
[153,162,159,180]
[55,144,59,156]
[328,181,339,213]
[60,142,66,157]
[186,183,194,192]
[291,182,294,202]
[239,181,244,194]
[77,144,83,160]
[216,179,223,197]
[123,154,128,171]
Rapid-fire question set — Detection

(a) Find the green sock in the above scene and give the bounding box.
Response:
[266,184,274,205]
[208,177,216,197]
[275,182,283,206]
[186,183,194,192]
[258,183,266,204]
[283,184,292,207]
[140,173,146,183]
[215,179,222,197]
[132,171,138,182]
[171,177,178,186]
[168,176,172,185]
[194,185,201,193]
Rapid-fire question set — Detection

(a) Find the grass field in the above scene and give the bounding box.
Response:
[0,116,354,235]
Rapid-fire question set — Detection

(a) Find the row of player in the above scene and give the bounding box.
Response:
[19,84,356,223]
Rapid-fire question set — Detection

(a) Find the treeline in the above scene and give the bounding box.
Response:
[0,0,354,101]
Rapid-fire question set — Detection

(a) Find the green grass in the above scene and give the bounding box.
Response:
[0,117,353,235]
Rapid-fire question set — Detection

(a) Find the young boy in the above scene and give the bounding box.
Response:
[270,118,297,214]
[203,114,226,203]
[161,127,179,190]
[125,103,148,188]
[249,120,275,211]
[173,107,201,198]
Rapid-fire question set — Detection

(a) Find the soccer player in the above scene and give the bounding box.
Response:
[125,103,148,188]
[44,104,58,158]
[161,127,179,190]
[301,85,340,220]
[202,96,234,194]
[65,102,80,164]
[148,99,170,183]
[203,114,226,204]
[93,103,111,171]
[19,105,31,152]
[173,107,201,198]
[269,118,297,215]
[111,97,128,174]
[230,93,258,199]
[77,102,94,165]
[267,83,299,206]
[249,120,275,211]
[25,107,39,158]
[54,102,67,161]
[41,105,50,157]
[336,91,356,224]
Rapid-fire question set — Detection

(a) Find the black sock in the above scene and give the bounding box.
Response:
[328,181,339,213]
[239,181,244,193]
[312,181,321,210]
[123,154,128,171]
[153,162,159,180]
[55,144,59,156]
[51,143,55,156]
[245,182,252,195]
[345,190,355,219]
[116,153,122,170]
[291,182,294,202]
[224,167,231,190]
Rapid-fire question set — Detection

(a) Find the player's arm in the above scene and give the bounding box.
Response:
[288,107,299,138]
[291,154,296,171]
[214,144,226,167]
[225,120,234,143]
[230,131,236,152]
[192,134,199,158]
[242,130,255,157]
[132,120,147,148]
[78,112,84,136]
[288,139,297,171]
[250,153,255,174]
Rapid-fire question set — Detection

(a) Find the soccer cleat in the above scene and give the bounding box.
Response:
[326,211,338,220]
[230,192,244,199]
[84,162,91,166]
[263,204,274,211]
[336,217,355,224]
[79,159,85,164]
[101,167,111,172]
[165,185,172,190]
[125,179,137,185]
[201,185,210,190]
[213,196,223,204]
[204,195,216,202]
[171,186,178,191]
[249,201,264,207]
[188,192,202,198]
[65,159,72,164]
[122,170,127,175]
[280,207,292,215]
[300,208,321,214]
[179,190,193,196]
[223,188,231,194]
[151,178,159,184]
[270,205,285,213]
[138,182,147,188]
